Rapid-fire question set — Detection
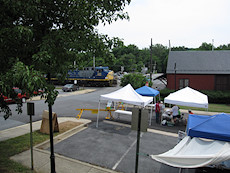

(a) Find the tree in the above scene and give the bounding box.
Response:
[120,73,147,89]
[0,0,131,119]
[151,44,168,73]
[216,44,230,50]
[171,46,191,51]
[197,42,213,50]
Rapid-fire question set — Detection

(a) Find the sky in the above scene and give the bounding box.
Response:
[97,0,230,49]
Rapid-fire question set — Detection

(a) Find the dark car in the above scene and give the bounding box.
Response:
[62,84,79,92]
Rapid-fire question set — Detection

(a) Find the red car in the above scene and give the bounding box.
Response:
[2,88,28,103]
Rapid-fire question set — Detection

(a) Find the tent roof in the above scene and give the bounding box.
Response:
[100,84,152,107]
[187,113,230,142]
[151,136,230,168]
[164,87,208,108]
[135,86,160,97]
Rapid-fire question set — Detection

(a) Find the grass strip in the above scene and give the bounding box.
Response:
[0,131,50,172]
[178,103,230,113]
[0,121,82,172]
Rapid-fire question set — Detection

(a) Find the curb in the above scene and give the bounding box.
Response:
[30,89,97,101]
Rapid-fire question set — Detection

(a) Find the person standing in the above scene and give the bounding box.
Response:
[155,101,160,123]
[159,101,165,123]
[171,105,180,123]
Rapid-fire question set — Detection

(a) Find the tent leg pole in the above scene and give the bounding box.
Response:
[96,101,101,128]
[149,106,152,125]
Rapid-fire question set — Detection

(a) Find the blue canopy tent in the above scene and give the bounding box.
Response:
[187,113,230,142]
[135,86,160,103]
[135,86,160,125]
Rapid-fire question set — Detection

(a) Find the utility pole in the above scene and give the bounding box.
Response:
[169,40,171,52]
[174,62,176,91]
[150,38,153,82]
[212,39,214,51]
[93,56,95,69]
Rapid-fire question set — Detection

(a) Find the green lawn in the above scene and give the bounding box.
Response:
[178,103,230,113]
[0,131,56,173]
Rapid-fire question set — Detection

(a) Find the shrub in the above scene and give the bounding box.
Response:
[201,90,230,104]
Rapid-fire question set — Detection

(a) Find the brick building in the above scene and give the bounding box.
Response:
[166,51,230,91]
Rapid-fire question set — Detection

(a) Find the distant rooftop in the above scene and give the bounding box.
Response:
[166,50,230,74]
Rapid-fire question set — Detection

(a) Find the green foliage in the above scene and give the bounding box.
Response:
[197,42,213,50]
[120,73,147,89]
[0,0,131,119]
[201,90,230,104]
[159,88,174,100]
[111,43,168,73]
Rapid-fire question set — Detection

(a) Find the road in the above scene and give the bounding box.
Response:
[0,86,121,131]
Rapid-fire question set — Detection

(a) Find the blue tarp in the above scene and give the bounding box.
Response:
[135,86,160,97]
[187,113,230,142]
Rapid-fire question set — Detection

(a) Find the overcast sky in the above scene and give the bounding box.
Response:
[97,0,230,49]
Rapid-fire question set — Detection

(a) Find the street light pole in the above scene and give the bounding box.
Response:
[48,72,56,173]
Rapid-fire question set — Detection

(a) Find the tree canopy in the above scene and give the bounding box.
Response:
[0,0,131,119]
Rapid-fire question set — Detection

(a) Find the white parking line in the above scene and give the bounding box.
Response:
[112,139,137,170]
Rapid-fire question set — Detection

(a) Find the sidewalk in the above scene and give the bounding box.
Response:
[1,117,118,173]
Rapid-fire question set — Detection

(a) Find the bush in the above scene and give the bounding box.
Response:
[160,88,174,97]
[201,90,230,104]
[120,73,147,89]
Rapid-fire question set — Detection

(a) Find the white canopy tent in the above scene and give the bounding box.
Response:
[164,87,208,109]
[151,136,230,168]
[96,84,153,127]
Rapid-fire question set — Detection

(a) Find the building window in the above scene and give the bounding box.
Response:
[215,75,230,91]
[179,79,189,89]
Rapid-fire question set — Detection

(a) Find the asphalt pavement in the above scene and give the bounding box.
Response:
[0,87,222,173]
[53,121,178,173]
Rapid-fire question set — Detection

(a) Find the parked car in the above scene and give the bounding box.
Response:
[33,89,44,96]
[2,88,28,103]
[62,84,79,92]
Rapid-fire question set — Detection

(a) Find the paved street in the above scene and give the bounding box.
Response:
[0,86,121,130]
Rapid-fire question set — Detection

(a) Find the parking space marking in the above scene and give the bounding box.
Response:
[112,139,137,170]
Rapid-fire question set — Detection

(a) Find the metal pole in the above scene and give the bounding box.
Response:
[30,115,33,170]
[135,109,142,173]
[48,72,56,173]
[93,56,95,69]
[174,62,176,91]
[150,39,153,82]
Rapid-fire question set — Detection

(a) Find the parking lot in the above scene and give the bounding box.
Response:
[53,121,179,173]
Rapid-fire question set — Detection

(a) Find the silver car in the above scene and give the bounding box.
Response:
[62,84,79,92]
